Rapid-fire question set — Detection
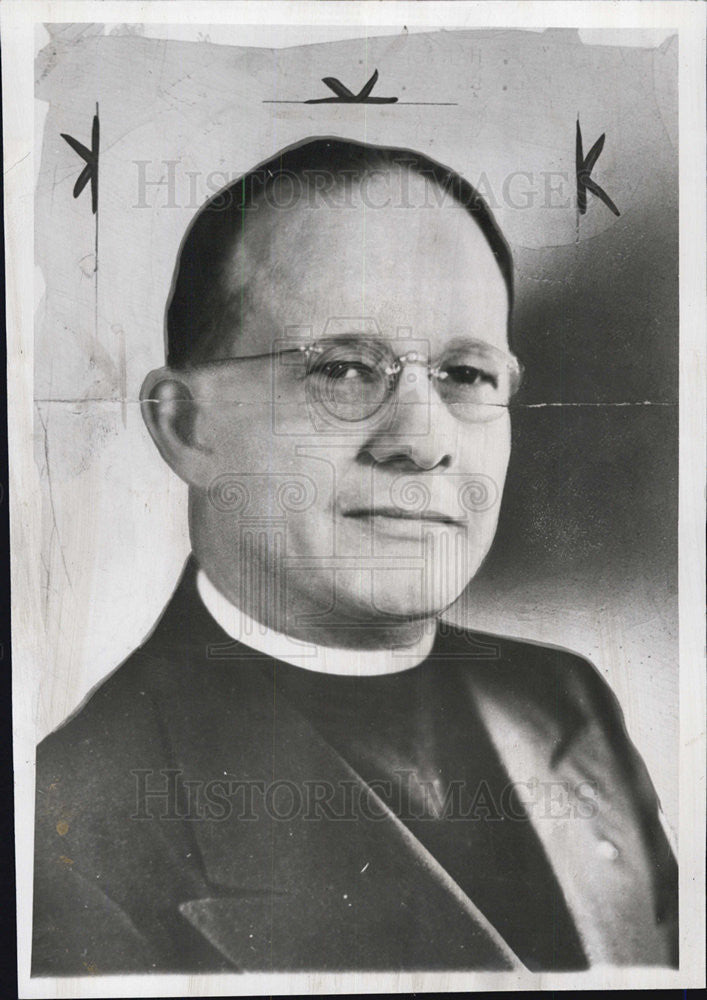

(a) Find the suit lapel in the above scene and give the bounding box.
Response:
[464,657,675,967]
[157,650,523,970]
[142,569,523,970]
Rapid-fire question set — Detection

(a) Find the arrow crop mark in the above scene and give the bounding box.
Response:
[61,106,99,215]
[306,69,398,104]
[576,119,620,218]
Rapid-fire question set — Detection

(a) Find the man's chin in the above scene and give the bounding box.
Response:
[283,560,483,637]
[368,569,470,622]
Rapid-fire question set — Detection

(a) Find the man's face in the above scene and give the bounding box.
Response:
[188,171,514,630]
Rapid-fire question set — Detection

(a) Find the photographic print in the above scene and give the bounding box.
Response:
[4,2,705,996]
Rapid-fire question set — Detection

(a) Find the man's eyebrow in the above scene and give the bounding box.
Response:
[306,334,512,355]
[432,337,517,362]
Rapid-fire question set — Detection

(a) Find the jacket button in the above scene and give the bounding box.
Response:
[596,838,620,860]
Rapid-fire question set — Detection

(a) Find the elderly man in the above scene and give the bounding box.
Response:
[32,138,677,974]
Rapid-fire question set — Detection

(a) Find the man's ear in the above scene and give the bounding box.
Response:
[140,368,212,486]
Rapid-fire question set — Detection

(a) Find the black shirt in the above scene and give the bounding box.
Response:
[270,627,588,971]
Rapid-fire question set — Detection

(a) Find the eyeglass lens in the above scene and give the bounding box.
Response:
[302,339,516,423]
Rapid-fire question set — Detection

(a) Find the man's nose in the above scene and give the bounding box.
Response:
[361,365,454,470]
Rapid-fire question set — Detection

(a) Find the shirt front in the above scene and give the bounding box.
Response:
[196,565,587,970]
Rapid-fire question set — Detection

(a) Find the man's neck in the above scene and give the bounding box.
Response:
[196,567,438,677]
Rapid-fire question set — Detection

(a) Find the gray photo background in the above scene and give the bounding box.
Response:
[34,26,678,830]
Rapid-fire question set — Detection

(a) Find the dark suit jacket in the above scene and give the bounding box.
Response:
[32,558,678,974]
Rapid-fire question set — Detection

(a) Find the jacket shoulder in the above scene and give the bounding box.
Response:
[32,641,219,973]
[37,646,165,778]
[445,624,667,817]
[440,623,616,714]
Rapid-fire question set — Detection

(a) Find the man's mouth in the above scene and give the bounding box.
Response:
[342,506,466,526]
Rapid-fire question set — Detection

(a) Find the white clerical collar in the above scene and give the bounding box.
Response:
[196,567,437,677]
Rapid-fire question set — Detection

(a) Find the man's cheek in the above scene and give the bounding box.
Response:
[459,427,510,499]
[281,476,336,559]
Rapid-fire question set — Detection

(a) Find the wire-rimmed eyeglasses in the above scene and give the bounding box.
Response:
[196,336,523,425]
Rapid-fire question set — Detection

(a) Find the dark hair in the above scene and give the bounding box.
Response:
[166,137,514,368]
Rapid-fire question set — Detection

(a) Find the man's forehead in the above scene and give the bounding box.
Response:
[237,168,491,262]
[222,169,509,354]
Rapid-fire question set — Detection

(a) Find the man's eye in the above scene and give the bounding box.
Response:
[444,365,498,389]
[313,360,377,383]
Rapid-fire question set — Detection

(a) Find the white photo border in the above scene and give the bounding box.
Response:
[3,2,705,995]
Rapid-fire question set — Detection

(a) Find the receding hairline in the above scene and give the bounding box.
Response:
[223,162,505,287]
[223,164,510,328]
[165,138,514,368]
